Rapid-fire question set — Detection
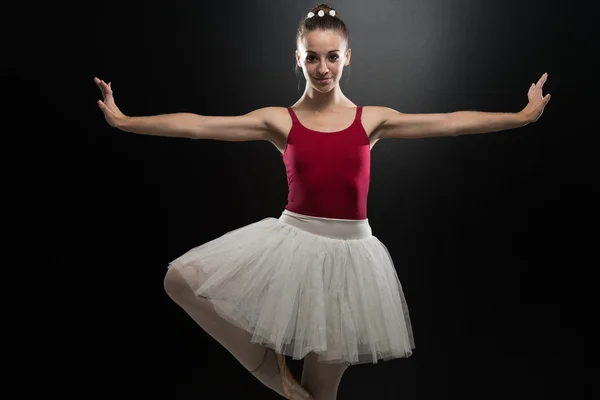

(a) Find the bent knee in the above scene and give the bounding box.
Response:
[164,266,195,301]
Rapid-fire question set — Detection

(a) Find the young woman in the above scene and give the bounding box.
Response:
[95,3,550,399]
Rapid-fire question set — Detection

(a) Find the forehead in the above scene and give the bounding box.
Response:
[298,29,346,52]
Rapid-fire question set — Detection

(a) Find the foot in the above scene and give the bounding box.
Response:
[250,347,313,399]
[274,351,314,400]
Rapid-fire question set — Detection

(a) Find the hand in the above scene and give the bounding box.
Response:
[94,77,127,127]
[519,72,551,124]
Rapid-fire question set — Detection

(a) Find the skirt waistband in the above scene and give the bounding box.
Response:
[278,209,373,240]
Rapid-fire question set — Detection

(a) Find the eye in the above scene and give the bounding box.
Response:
[306,54,340,62]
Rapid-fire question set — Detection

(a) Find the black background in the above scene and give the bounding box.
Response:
[5,0,596,398]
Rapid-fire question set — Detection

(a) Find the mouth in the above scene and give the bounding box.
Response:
[315,77,332,84]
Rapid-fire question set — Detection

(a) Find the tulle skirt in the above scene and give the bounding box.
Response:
[167,209,415,364]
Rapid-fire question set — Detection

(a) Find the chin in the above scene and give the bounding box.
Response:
[312,81,336,93]
[314,87,334,93]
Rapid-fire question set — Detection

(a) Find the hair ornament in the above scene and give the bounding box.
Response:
[306,9,336,18]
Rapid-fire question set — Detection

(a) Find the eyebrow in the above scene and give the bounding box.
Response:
[306,50,340,53]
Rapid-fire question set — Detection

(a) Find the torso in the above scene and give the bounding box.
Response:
[264,105,382,155]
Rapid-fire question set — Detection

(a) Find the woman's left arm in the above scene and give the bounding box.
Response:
[375,72,551,139]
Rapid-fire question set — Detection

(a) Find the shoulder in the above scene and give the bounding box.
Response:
[252,106,293,135]
[361,106,402,140]
[245,106,288,120]
[362,106,401,119]
[250,106,292,154]
[249,106,290,125]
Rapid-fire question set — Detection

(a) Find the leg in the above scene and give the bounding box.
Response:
[163,266,285,397]
[300,352,350,400]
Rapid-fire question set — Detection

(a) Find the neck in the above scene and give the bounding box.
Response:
[294,83,351,111]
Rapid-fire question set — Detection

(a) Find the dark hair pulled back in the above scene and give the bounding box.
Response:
[296,3,350,50]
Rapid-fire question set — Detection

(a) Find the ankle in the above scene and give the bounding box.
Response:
[248,347,269,374]
[311,388,339,400]
[303,382,339,400]
[250,348,286,397]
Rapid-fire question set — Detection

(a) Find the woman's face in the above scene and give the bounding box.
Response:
[296,29,351,93]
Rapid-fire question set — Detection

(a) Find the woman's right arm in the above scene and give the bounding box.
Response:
[117,109,273,141]
[95,77,273,142]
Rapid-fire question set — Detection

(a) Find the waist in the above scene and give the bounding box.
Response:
[284,185,369,220]
[278,209,372,240]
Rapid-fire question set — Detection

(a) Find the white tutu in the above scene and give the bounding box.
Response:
[167,209,415,364]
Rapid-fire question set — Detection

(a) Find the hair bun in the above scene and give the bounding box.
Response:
[306,8,337,18]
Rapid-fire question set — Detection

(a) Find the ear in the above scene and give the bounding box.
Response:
[345,48,351,66]
[295,50,301,67]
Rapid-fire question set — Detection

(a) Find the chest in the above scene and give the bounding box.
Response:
[284,134,371,175]
[293,110,358,133]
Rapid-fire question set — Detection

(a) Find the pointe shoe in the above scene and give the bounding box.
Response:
[273,350,314,400]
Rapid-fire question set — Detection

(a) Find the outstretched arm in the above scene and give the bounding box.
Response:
[374,73,551,139]
[94,77,273,141]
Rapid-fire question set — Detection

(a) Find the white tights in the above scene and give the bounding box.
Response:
[163,266,350,399]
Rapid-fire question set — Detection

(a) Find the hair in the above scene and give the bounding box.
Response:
[296,3,350,49]
[294,3,351,76]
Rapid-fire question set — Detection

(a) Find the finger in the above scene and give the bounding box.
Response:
[99,80,113,99]
[529,83,535,96]
[96,78,108,89]
[95,78,109,97]
[104,80,113,96]
[537,72,548,90]
[537,72,546,84]
[95,77,104,92]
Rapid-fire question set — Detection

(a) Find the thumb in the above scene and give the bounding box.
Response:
[98,100,109,111]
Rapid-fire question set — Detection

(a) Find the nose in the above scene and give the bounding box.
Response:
[317,61,329,75]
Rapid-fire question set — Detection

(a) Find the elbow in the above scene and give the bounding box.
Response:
[446,114,461,136]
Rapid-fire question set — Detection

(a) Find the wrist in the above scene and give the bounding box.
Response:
[515,111,530,126]
[114,115,131,130]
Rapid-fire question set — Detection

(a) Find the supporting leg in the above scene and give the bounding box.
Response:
[300,352,350,400]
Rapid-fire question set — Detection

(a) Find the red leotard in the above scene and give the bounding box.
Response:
[281,106,371,220]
